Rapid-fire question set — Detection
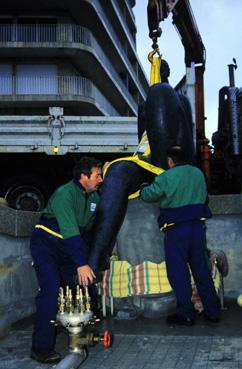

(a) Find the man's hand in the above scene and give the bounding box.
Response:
[77,265,96,286]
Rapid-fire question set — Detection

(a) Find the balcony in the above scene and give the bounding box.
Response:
[0,76,119,116]
[83,0,147,98]
[0,23,138,114]
[0,23,91,43]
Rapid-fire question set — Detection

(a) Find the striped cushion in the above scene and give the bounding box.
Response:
[101,260,220,299]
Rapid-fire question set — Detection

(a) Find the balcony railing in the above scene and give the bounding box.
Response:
[0,23,138,111]
[0,23,91,43]
[0,75,119,116]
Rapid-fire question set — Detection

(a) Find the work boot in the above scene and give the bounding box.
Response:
[166,313,194,326]
[30,347,61,363]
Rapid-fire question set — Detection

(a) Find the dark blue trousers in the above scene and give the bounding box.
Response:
[30,228,90,350]
[164,220,220,320]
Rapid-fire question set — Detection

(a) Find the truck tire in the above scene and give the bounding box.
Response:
[2,175,49,212]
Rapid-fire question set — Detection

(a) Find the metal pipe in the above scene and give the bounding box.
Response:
[54,350,87,369]
[228,58,237,87]
[228,64,235,87]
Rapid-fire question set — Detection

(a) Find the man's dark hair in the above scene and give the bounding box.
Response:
[166,145,185,164]
[73,156,102,179]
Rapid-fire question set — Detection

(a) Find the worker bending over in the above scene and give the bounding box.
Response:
[30,156,103,363]
[140,146,220,325]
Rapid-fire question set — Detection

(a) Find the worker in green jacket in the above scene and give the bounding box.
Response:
[140,146,220,326]
[30,156,103,364]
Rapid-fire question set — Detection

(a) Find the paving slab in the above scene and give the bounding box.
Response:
[1,330,242,369]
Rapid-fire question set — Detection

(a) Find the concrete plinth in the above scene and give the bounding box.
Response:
[0,206,39,337]
[0,194,241,334]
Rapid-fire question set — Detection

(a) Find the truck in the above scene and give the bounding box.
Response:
[0,0,148,211]
[0,112,139,211]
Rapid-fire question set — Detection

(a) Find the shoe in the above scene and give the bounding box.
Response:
[204,314,220,323]
[166,313,194,326]
[30,348,61,363]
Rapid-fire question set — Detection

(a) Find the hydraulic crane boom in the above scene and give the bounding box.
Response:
[147,0,179,48]
[147,1,242,193]
[147,0,205,66]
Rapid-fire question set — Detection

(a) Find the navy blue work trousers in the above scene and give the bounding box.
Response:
[30,228,90,350]
[164,220,220,320]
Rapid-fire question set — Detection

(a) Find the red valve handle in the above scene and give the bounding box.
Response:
[103,330,111,348]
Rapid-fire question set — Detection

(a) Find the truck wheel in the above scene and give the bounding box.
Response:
[2,176,49,212]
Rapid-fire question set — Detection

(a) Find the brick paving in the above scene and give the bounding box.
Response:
[0,298,242,369]
[1,328,242,369]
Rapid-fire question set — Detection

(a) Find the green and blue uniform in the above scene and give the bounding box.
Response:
[40,179,99,266]
[30,180,99,350]
[141,164,220,320]
[141,164,211,228]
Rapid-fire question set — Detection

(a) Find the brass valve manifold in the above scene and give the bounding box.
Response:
[53,285,112,351]
[58,285,91,315]
[69,331,111,350]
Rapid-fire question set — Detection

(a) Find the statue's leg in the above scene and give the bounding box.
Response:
[88,161,147,271]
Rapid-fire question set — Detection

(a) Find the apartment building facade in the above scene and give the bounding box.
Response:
[0,0,149,210]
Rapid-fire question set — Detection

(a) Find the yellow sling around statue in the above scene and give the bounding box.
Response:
[148,48,162,86]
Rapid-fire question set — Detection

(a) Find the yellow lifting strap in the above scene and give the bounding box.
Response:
[133,131,151,159]
[148,48,162,86]
[103,156,164,200]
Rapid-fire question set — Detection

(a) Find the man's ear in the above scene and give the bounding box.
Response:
[79,172,87,182]
[167,157,174,168]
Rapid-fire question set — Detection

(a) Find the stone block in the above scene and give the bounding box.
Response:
[117,200,164,265]
[0,206,40,237]
[209,194,241,215]
[0,234,38,337]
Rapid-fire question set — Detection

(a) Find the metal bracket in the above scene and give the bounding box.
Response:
[48,107,65,144]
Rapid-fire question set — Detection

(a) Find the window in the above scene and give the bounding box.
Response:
[16,64,58,94]
[0,64,12,94]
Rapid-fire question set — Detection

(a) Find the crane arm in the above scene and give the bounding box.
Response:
[147,0,205,67]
